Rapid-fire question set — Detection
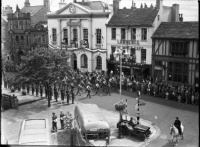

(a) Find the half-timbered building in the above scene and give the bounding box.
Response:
[152,21,199,86]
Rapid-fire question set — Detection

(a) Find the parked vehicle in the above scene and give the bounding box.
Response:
[74,104,110,146]
[18,119,51,145]
[117,119,151,141]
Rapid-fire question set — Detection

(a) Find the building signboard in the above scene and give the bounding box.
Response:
[67,22,81,26]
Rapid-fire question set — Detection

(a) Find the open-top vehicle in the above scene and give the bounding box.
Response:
[117,119,151,141]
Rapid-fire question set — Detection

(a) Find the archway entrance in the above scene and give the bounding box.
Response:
[72,53,77,70]
[17,50,24,64]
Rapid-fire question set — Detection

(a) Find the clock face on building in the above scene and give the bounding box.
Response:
[69,5,76,14]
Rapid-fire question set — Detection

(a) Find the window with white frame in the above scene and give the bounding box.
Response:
[81,54,88,68]
[141,28,147,41]
[52,28,57,45]
[111,28,116,40]
[96,29,101,44]
[73,28,78,41]
[63,28,68,44]
[96,56,102,70]
[83,29,88,43]
[141,49,146,62]
[121,28,126,40]
[42,35,46,44]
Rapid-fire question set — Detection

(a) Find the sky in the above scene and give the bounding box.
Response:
[2,0,198,21]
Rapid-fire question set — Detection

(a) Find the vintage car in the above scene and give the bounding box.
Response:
[18,119,51,145]
[117,119,151,141]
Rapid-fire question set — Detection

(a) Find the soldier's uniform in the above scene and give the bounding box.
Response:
[27,84,30,94]
[106,82,111,96]
[40,85,43,97]
[36,85,39,96]
[52,113,57,132]
[49,86,52,101]
[54,87,58,102]
[61,88,65,103]
[71,88,75,104]
[86,85,91,98]
[66,87,70,104]
[32,84,35,95]
[95,82,100,95]
[60,111,65,129]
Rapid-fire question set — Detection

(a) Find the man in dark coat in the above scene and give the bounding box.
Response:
[61,87,65,104]
[26,83,29,94]
[66,87,70,104]
[32,84,35,95]
[36,84,39,96]
[60,110,65,129]
[52,112,57,132]
[86,84,91,98]
[40,84,43,97]
[174,117,182,136]
[54,87,58,102]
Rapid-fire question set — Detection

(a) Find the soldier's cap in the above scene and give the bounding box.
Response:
[176,117,179,119]
[52,112,55,114]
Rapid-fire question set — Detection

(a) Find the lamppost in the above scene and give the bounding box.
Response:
[113,46,129,139]
[136,90,141,124]
[113,46,129,100]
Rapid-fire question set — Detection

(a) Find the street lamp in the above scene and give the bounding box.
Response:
[113,46,129,100]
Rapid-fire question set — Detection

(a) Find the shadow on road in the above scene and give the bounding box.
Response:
[161,140,175,147]
[115,89,198,113]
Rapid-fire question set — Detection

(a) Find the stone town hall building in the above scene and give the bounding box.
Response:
[47,0,113,72]
[7,0,50,64]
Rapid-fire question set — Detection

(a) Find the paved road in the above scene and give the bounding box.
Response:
[74,88,199,147]
[1,78,198,146]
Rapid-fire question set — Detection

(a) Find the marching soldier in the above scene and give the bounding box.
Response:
[86,84,91,98]
[40,84,43,97]
[71,87,75,104]
[54,87,58,102]
[95,81,100,95]
[36,84,39,97]
[76,83,82,96]
[66,86,70,104]
[27,83,30,94]
[32,84,35,96]
[106,81,111,96]
[61,87,65,104]
[49,85,52,101]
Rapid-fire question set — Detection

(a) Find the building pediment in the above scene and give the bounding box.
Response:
[55,2,91,15]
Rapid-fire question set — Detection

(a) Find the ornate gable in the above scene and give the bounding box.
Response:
[56,2,91,15]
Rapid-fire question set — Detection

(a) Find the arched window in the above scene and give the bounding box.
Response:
[96,56,102,70]
[21,36,24,44]
[81,54,88,68]
[16,35,19,43]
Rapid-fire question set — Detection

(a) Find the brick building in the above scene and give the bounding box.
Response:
[7,0,50,64]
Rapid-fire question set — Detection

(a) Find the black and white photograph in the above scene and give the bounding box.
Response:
[1,0,198,146]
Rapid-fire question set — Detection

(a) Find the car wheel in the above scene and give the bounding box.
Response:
[138,133,146,141]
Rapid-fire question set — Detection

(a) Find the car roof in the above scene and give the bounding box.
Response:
[19,119,49,145]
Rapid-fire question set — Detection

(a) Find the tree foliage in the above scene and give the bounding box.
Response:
[15,47,73,85]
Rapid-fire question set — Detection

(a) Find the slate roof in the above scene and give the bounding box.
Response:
[152,22,199,39]
[76,1,110,10]
[107,8,159,27]
[21,5,43,16]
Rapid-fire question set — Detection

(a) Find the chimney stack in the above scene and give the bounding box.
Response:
[131,0,136,9]
[59,0,67,9]
[24,0,30,7]
[179,14,183,22]
[44,0,50,12]
[2,5,13,16]
[113,0,121,13]
[156,0,163,10]
[172,4,179,22]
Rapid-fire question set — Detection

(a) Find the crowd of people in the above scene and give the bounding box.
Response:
[2,69,199,106]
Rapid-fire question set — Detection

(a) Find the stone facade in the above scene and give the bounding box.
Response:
[47,1,113,72]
